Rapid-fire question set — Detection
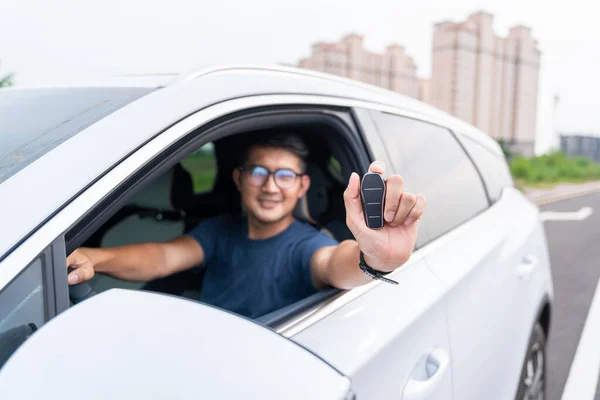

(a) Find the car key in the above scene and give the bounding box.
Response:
[360,172,386,229]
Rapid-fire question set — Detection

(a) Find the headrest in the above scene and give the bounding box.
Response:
[292,162,330,226]
[129,169,176,210]
[292,195,318,226]
[125,163,194,211]
[170,163,194,210]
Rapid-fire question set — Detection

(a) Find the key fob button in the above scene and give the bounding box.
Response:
[360,173,385,229]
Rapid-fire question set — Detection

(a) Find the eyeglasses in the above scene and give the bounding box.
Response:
[240,165,304,189]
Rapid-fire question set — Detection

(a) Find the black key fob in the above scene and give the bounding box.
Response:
[360,172,386,229]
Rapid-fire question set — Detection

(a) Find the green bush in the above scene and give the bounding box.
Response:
[509,151,600,185]
[510,157,532,179]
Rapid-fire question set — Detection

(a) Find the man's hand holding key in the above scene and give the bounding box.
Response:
[343,161,427,274]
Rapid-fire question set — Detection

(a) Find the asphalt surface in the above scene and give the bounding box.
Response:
[539,191,600,400]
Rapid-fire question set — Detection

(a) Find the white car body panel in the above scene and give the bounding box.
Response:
[424,187,553,399]
[0,289,353,400]
[292,256,453,400]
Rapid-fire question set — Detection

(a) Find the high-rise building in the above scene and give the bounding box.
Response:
[418,78,431,104]
[298,34,419,99]
[430,11,541,156]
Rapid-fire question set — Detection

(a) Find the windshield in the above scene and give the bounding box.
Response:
[0,86,154,184]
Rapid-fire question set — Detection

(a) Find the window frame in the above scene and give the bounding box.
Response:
[62,104,373,331]
[65,105,369,253]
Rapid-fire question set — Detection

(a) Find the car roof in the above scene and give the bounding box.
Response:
[0,64,502,260]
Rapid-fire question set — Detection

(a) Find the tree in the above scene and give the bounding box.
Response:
[0,73,14,88]
[0,59,14,88]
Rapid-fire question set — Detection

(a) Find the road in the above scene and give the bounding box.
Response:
[540,191,600,400]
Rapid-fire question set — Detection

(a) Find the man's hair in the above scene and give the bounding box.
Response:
[239,132,310,171]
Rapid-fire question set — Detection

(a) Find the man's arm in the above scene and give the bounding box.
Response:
[66,236,205,285]
[310,241,372,290]
[311,161,426,290]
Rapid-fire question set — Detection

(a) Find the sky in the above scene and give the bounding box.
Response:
[1,0,598,155]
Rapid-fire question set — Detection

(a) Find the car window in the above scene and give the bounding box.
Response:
[0,87,154,184]
[0,257,46,368]
[369,111,489,247]
[458,135,514,203]
[180,143,217,193]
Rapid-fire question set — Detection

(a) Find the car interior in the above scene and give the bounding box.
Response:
[66,110,367,326]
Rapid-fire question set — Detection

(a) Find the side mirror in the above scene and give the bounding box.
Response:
[0,289,354,400]
[0,323,37,369]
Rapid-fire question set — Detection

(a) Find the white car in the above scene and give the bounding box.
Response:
[0,65,553,399]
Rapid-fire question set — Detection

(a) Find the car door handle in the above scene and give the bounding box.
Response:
[515,254,539,280]
[402,348,450,400]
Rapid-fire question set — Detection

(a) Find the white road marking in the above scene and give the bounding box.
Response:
[540,206,593,221]
[561,277,600,400]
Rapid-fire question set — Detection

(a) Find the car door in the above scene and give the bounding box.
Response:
[286,108,453,400]
[441,133,551,399]
[364,108,547,399]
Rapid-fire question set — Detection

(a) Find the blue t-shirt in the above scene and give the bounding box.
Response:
[186,215,339,319]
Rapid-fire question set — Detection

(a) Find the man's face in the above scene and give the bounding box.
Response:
[233,146,310,225]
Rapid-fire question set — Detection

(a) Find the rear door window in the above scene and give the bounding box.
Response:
[369,111,489,247]
[458,135,514,203]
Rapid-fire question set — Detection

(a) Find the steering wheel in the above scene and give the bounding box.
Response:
[67,267,97,304]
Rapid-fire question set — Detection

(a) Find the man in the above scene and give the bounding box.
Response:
[67,133,426,319]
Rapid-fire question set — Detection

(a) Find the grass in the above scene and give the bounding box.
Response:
[514,179,562,192]
[509,151,600,190]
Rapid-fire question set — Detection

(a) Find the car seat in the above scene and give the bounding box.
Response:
[88,164,194,293]
[302,161,354,242]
